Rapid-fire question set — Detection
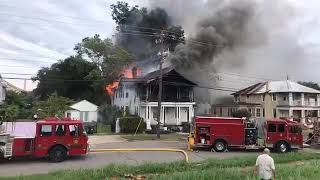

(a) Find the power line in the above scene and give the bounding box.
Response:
[1,77,239,92]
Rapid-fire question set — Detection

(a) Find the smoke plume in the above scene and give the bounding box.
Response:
[145,0,308,106]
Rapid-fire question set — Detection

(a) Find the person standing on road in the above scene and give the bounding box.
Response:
[254,148,276,180]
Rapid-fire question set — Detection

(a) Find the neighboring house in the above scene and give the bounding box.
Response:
[213,80,320,123]
[0,80,6,104]
[1,80,24,93]
[112,67,196,129]
[65,100,98,123]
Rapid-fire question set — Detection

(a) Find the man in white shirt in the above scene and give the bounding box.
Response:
[254,148,276,180]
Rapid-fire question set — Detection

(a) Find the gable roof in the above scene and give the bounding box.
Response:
[70,100,98,112]
[143,67,197,85]
[233,80,320,95]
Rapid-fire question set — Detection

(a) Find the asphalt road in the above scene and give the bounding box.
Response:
[0,137,260,177]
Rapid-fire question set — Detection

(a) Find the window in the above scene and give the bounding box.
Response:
[247,95,250,99]
[213,107,217,115]
[220,108,222,116]
[40,125,52,136]
[289,126,300,134]
[273,108,277,118]
[256,108,261,117]
[262,95,265,102]
[272,94,277,101]
[69,124,80,137]
[283,96,287,101]
[268,124,277,132]
[126,92,129,98]
[55,125,66,136]
[263,108,265,117]
[278,124,285,132]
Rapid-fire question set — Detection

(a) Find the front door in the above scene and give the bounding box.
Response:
[67,124,85,155]
[34,124,55,157]
[266,123,286,146]
[288,125,303,148]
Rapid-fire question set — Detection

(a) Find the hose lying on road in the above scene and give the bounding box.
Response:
[90,148,189,163]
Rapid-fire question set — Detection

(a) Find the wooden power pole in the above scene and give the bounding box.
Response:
[156,31,164,139]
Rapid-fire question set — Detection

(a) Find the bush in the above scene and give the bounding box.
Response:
[232,109,251,118]
[181,122,190,133]
[98,104,122,132]
[119,116,146,133]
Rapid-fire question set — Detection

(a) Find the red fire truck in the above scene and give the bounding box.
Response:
[0,117,89,162]
[192,116,303,153]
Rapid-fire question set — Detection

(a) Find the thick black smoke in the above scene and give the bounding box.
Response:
[146,0,307,112]
[170,2,256,68]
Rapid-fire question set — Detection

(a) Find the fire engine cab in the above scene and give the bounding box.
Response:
[0,118,88,162]
[192,116,303,153]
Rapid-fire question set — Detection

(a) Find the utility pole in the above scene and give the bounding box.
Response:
[156,30,164,139]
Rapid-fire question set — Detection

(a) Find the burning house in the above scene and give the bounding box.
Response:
[109,67,196,129]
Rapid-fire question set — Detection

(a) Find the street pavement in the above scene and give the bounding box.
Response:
[0,135,259,177]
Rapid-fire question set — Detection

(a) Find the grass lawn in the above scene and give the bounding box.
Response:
[120,133,187,141]
[3,152,320,180]
[96,123,111,134]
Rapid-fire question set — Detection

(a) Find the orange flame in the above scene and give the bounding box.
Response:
[105,66,141,96]
[106,81,119,96]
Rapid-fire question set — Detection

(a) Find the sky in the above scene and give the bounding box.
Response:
[0,0,320,91]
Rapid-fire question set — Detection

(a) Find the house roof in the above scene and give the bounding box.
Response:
[70,100,98,112]
[1,79,25,93]
[232,80,320,95]
[143,67,197,85]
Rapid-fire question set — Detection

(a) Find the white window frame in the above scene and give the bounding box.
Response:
[256,108,261,117]
[272,93,277,101]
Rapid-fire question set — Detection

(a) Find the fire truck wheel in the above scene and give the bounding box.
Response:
[276,141,289,153]
[49,146,67,162]
[213,140,227,152]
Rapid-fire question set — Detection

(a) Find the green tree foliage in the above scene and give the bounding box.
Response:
[74,34,133,81]
[33,56,98,102]
[110,1,185,58]
[33,93,74,119]
[0,91,33,121]
[232,109,251,118]
[98,104,122,125]
[298,81,320,90]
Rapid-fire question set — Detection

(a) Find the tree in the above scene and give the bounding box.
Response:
[298,81,320,90]
[110,1,185,59]
[0,91,33,121]
[74,34,133,81]
[32,93,74,119]
[33,56,99,102]
[232,109,251,118]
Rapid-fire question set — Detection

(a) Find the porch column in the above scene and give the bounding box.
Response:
[317,94,320,106]
[188,106,193,123]
[301,93,305,106]
[161,106,165,125]
[289,108,293,118]
[176,107,181,125]
[318,110,320,118]
[301,110,306,124]
[289,93,293,106]
[146,106,151,129]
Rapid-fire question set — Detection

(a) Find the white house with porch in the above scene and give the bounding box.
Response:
[112,68,196,129]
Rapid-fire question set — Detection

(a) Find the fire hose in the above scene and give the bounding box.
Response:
[90,148,189,163]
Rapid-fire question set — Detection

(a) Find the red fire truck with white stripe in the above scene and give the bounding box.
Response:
[0,117,88,162]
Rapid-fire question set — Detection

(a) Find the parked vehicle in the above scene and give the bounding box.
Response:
[0,118,88,162]
[191,116,303,153]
